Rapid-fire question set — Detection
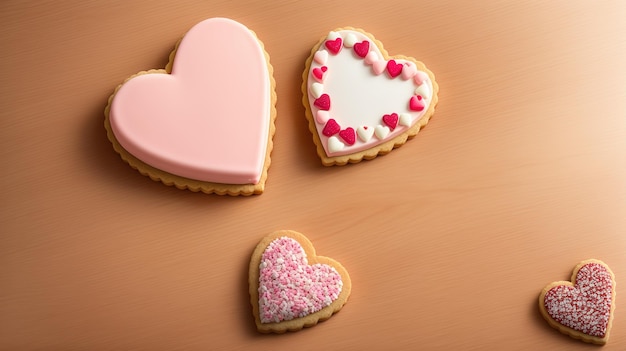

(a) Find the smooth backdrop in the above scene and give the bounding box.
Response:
[2,1,625,350]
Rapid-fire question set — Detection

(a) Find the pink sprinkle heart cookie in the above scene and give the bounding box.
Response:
[302,27,439,166]
[539,259,616,345]
[104,18,277,196]
[248,230,352,333]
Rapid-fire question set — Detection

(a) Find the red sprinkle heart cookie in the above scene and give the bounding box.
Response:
[539,259,616,344]
[104,18,277,195]
[302,28,439,165]
[248,230,351,333]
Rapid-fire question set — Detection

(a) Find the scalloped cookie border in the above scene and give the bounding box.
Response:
[538,259,616,345]
[301,27,439,166]
[104,23,277,196]
[248,230,352,333]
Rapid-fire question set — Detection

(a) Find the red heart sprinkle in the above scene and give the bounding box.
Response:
[325,38,342,55]
[353,41,370,58]
[382,113,399,130]
[314,94,331,111]
[386,60,403,78]
[322,119,341,136]
[409,95,425,111]
[312,66,327,81]
[338,127,356,145]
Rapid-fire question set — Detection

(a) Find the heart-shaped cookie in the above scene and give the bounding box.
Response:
[104,18,276,195]
[302,28,439,165]
[248,230,351,333]
[539,259,616,344]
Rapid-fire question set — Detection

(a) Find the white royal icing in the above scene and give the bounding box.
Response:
[328,136,345,152]
[344,33,358,48]
[357,126,375,142]
[307,30,433,157]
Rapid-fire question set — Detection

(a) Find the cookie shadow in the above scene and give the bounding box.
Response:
[79,99,186,196]
[79,97,157,191]
[79,93,259,204]
[281,49,328,172]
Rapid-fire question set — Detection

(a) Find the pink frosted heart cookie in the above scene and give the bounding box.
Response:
[539,259,616,345]
[302,28,439,166]
[104,18,276,195]
[248,230,351,333]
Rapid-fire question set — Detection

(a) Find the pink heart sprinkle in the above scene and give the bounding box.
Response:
[316,110,330,124]
[312,66,327,82]
[325,38,343,55]
[258,237,343,324]
[364,51,378,65]
[314,94,331,111]
[339,127,356,145]
[353,40,370,58]
[386,60,403,78]
[314,50,328,64]
[401,62,417,80]
[414,71,429,86]
[322,119,340,136]
[372,60,386,75]
[544,262,613,337]
[409,95,425,111]
[382,113,399,130]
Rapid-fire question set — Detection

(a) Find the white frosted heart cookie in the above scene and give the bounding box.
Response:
[539,259,616,345]
[104,18,276,195]
[248,230,352,333]
[302,28,439,166]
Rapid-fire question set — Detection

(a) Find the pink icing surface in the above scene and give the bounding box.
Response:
[544,263,613,337]
[110,18,271,184]
[258,237,343,324]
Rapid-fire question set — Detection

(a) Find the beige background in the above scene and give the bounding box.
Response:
[2,1,625,350]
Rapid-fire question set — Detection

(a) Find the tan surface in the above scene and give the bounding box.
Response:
[1,1,625,349]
